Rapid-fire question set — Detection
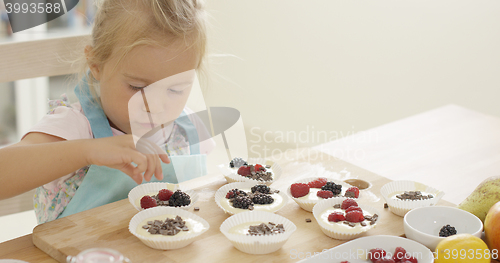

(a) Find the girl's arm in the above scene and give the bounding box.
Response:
[0,132,169,200]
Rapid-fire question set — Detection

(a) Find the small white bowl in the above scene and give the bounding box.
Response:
[312,197,380,240]
[220,211,297,254]
[214,182,289,215]
[128,182,198,211]
[287,177,354,212]
[128,206,209,250]
[218,158,282,186]
[380,180,444,217]
[404,206,483,251]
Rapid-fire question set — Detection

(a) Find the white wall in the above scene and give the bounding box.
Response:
[204,0,500,157]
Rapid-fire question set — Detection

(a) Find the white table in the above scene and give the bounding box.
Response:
[314,104,500,205]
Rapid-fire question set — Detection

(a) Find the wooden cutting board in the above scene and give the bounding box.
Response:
[32,149,453,263]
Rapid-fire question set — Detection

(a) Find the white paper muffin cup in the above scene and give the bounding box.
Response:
[218,158,282,186]
[214,182,289,215]
[380,180,445,217]
[128,206,209,250]
[128,182,198,211]
[312,197,380,240]
[288,177,355,212]
[219,211,297,254]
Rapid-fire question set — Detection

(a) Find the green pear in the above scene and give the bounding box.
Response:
[457,176,500,223]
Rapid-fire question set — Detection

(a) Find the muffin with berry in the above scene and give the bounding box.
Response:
[215,182,289,215]
[219,158,282,186]
[288,177,357,212]
[312,197,380,240]
[128,182,198,211]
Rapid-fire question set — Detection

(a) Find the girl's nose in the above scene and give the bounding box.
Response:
[142,96,165,114]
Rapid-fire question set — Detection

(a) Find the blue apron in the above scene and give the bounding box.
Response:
[58,78,207,218]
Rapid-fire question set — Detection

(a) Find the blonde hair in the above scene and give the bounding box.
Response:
[74,0,208,103]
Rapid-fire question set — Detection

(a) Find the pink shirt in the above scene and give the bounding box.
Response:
[25,102,215,191]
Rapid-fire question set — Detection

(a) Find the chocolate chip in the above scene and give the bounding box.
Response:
[247,222,285,236]
[345,191,356,198]
[360,222,367,226]
[142,216,189,236]
[305,218,311,223]
[194,207,199,211]
[384,203,388,209]
[396,191,434,201]
[333,204,341,209]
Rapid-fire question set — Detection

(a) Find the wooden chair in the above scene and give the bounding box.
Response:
[0,33,90,217]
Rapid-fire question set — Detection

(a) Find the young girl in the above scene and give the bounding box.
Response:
[0,0,215,224]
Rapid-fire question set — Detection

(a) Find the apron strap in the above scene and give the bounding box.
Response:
[74,73,114,138]
[174,111,201,155]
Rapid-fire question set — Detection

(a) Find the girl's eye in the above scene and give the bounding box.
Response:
[129,85,145,91]
[168,89,183,94]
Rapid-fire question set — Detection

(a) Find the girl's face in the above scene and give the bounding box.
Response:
[88,42,198,135]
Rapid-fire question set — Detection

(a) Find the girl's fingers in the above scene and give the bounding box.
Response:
[143,154,156,182]
[159,153,170,164]
[120,163,142,184]
[155,156,164,181]
[131,152,148,176]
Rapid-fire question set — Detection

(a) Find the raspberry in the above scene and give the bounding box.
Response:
[341,198,358,210]
[254,164,265,172]
[157,189,173,201]
[140,196,157,209]
[290,183,310,198]
[392,247,407,262]
[308,178,327,188]
[317,190,334,199]
[345,210,364,223]
[237,165,251,176]
[345,206,362,213]
[328,212,345,222]
[345,186,360,198]
[402,257,417,263]
[368,248,387,262]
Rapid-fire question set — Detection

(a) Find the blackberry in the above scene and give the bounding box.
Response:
[439,224,457,237]
[231,196,253,209]
[252,193,274,204]
[226,189,247,199]
[321,182,342,196]
[251,184,270,194]
[229,157,247,168]
[168,190,191,207]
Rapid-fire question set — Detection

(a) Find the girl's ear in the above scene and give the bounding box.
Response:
[84,45,101,81]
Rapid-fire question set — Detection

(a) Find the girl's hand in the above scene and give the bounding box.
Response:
[84,134,170,184]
